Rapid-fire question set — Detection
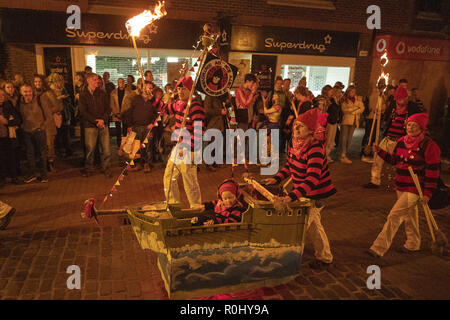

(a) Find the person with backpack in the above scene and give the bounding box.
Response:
[367,113,441,257]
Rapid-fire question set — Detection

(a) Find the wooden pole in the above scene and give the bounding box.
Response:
[131,35,145,87]
[374,94,382,146]
[180,49,208,129]
[408,166,436,242]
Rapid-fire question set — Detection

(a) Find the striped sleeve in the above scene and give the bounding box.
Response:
[190,101,205,152]
[377,147,400,165]
[275,159,291,183]
[204,201,215,211]
[423,141,441,198]
[288,145,324,201]
[215,207,244,224]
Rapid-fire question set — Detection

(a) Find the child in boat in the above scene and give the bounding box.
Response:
[191,179,246,226]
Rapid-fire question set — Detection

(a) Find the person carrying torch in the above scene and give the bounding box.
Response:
[367,113,441,257]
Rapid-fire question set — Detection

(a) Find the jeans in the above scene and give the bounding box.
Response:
[84,127,111,172]
[339,125,355,157]
[56,125,72,155]
[45,129,56,163]
[23,130,48,179]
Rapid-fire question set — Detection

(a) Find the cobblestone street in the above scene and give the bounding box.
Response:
[0,130,449,300]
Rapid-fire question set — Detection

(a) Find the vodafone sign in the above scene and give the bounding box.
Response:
[374,35,449,61]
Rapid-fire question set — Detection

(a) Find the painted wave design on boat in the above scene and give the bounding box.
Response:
[168,245,303,291]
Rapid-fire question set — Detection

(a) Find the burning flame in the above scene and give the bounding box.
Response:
[377,71,390,91]
[376,51,389,91]
[378,71,389,84]
[126,1,167,37]
[380,51,389,67]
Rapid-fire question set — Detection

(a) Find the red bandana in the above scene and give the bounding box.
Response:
[290,135,314,158]
[403,132,424,150]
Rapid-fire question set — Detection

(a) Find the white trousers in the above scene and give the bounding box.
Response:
[307,201,333,263]
[370,136,397,186]
[163,147,202,209]
[370,191,421,256]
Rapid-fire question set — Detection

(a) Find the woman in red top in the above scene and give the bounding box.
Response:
[368,113,441,257]
[264,108,336,269]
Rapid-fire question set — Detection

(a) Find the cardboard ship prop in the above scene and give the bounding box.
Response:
[91,180,311,299]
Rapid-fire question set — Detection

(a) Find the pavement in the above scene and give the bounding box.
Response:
[0,129,449,300]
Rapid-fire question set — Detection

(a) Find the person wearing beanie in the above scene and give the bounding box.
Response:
[191,179,246,226]
[263,108,337,269]
[364,85,420,189]
[368,113,441,257]
[163,76,205,209]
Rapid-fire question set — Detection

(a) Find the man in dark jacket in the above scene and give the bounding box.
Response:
[19,85,52,183]
[122,81,158,172]
[78,73,112,177]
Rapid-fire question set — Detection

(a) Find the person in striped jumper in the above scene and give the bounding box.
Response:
[163,76,205,209]
[264,108,337,269]
[368,113,441,257]
[364,85,420,188]
[191,179,246,226]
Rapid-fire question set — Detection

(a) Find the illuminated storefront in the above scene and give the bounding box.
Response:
[229,25,359,94]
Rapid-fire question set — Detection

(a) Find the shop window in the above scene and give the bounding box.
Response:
[267,0,336,10]
[416,0,443,20]
[91,54,194,89]
[281,64,350,96]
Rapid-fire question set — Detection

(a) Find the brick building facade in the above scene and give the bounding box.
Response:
[0,0,448,102]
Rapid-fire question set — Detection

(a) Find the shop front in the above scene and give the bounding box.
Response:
[1,8,206,90]
[229,25,359,95]
[370,34,450,125]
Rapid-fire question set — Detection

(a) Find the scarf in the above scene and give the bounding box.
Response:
[403,132,424,150]
[291,135,314,158]
[349,96,355,103]
[395,101,407,115]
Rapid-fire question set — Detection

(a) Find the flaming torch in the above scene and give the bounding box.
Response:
[363,50,390,157]
[374,51,389,145]
[125,1,167,83]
